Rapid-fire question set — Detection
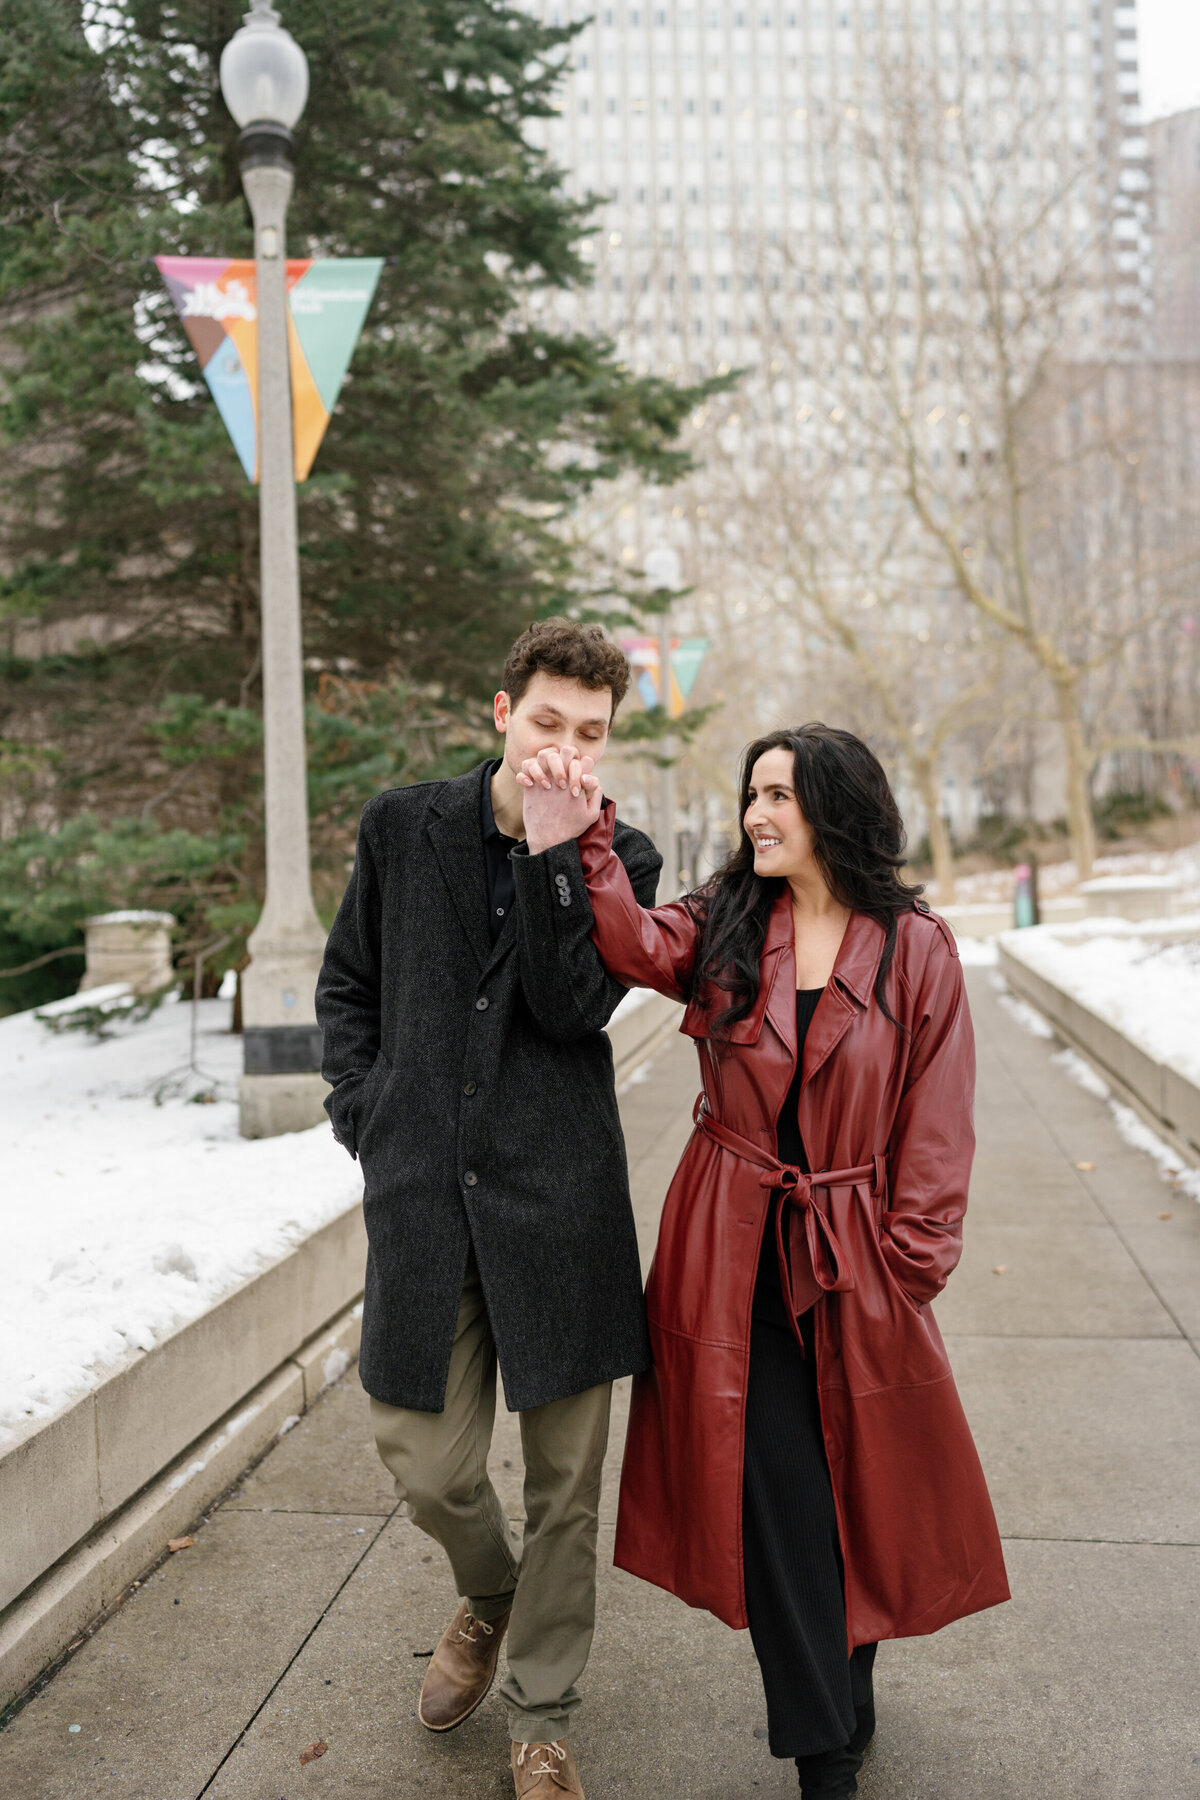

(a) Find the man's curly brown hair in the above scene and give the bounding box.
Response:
[502,618,631,720]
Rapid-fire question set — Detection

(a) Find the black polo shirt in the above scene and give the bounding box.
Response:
[480,760,519,945]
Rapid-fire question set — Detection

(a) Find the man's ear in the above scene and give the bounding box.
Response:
[494,690,510,734]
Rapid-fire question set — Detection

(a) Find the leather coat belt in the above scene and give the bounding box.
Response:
[694,1097,885,1321]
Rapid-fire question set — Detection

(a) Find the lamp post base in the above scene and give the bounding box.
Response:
[239,1070,331,1139]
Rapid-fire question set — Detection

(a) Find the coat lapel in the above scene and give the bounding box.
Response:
[802,911,887,1087]
[426,763,493,973]
[762,888,797,1058]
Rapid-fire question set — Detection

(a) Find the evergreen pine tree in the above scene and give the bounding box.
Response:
[0,0,721,1009]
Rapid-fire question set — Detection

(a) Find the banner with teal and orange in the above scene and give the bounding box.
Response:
[155,257,383,483]
[618,636,710,718]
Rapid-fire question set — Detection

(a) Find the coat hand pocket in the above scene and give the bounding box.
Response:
[347,1049,393,1159]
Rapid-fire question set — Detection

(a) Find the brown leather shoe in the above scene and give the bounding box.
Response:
[510,1739,585,1798]
[417,1600,510,1731]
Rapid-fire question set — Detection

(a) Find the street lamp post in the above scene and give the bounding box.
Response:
[644,547,681,902]
[220,2,328,1138]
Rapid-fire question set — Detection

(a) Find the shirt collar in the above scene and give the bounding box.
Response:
[480,758,516,844]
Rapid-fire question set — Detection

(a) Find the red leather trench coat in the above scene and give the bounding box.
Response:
[577,805,1009,1646]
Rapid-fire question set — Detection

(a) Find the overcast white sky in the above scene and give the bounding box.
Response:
[1137,0,1200,121]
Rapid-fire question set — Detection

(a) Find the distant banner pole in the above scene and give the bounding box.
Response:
[154,256,383,482]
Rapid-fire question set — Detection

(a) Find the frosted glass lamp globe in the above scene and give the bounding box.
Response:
[219,0,309,132]
[644,546,682,590]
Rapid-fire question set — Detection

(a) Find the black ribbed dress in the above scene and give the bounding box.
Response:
[742,988,877,1792]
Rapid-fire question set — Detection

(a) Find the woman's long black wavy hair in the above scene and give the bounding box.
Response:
[688,723,925,1037]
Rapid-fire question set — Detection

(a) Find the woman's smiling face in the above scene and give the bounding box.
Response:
[743,746,818,881]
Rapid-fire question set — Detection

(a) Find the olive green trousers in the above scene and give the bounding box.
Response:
[369,1251,612,1742]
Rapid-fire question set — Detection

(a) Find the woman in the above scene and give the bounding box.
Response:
[518,723,1009,1799]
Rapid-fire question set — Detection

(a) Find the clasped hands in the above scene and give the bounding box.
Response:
[517,747,604,855]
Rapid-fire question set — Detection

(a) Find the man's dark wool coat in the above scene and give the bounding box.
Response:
[315,760,662,1415]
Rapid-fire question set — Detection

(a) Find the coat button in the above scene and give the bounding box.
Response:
[475,996,489,1011]
[558,892,571,907]
[464,1171,478,1187]
[554,872,569,889]
[463,1080,477,1096]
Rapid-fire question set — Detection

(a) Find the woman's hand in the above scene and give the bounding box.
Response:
[517,747,604,854]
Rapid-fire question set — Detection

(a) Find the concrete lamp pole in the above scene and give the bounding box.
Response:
[644,546,682,903]
[220,2,328,1138]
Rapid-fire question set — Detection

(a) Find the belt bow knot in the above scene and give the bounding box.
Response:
[694,1101,885,1336]
[760,1163,813,1202]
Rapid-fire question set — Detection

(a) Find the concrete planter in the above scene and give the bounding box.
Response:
[0,988,681,1711]
[79,912,176,994]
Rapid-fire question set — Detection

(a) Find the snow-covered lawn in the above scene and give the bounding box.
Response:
[1000,928,1200,1087]
[0,989,361,1441]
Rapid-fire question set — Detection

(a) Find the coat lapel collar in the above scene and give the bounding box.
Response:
[762,888,797,1056]
[802,911,887,1087]
[427,763,493,972]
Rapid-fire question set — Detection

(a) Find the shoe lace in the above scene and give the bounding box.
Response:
[517,1741,567,1778]
[455,1612,495,1646]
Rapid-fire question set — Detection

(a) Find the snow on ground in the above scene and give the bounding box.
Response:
[955,938,999,967]
[0,988,361,1440]
[988,974,1056,1039]
[927,836,1200,908]
[1003,929,1200,1087]
[991,978,1200,1208]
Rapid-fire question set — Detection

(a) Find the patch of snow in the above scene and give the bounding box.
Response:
[35,982,134,1018]
[1004,930,1200,1086]
[1049,1046,1200,1208]
[217,968,238,1000]
[1108,1104,1200,1205]
[955,939,999,966]
[1078,874,1180,893]
[84,909,175,925]
[929,838,1200,909]
[1051,1048,1111,1100]
[0,995,362,1434]
[989,975,1056,1039]
[278,1414,301,1437]
[164,1402,262,1492]
[321,1346,351,1390]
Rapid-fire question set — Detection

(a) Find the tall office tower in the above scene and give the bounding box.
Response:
[1148,106,1200,360]
[521,1,1152,564]
[519,2,1158,856]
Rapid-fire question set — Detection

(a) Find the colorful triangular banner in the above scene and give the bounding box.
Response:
[618,636,710,718]
[155,256,383,482]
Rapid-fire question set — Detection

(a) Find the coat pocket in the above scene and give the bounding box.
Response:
[350,1049,393,1158]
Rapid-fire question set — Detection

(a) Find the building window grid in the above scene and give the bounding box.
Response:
[535,0,1143,367]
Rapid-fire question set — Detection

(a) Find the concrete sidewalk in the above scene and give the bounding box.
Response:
[2,971,1198,1798]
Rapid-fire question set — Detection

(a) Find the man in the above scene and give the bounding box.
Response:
[315,619,661,1799]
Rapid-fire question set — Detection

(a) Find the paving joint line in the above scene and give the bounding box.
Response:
[941,1331,1192,1344]
[192,1502,400,1799]
[220,1506,396,1518]
[999,1533,1200,1548]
